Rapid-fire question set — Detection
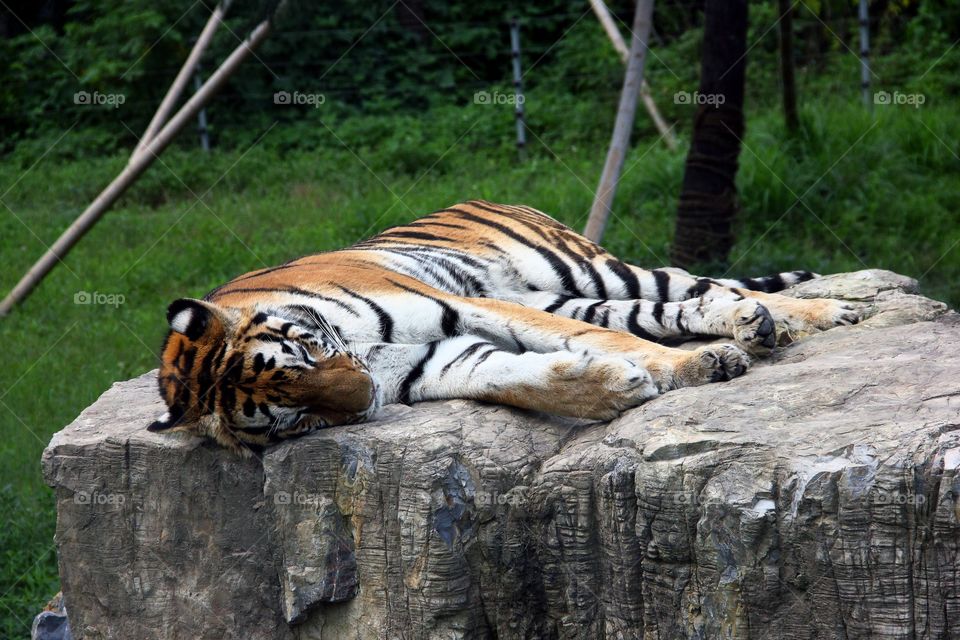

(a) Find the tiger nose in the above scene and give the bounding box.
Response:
[295,362,375,414]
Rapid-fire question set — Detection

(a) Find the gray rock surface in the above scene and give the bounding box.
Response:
[43,270,960,639]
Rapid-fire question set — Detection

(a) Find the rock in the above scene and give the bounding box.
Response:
[42,270,960,639]
[32,592,72,640]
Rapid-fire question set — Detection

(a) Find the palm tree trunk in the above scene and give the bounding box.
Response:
[671,0,748,269]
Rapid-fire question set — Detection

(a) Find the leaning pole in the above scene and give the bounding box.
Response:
[583,0,655,243]
[0,3,281,317]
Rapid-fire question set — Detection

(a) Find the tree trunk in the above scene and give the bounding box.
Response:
[671,0,748,269]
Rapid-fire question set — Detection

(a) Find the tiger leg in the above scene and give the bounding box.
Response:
[359,336,659,419]
[501,290,777,353]
[451,297,752,392]
[620,263,862,335]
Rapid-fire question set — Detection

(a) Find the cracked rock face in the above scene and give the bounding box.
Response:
[42,270,960,639]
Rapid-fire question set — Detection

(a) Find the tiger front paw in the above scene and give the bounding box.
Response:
[768,297,863,345]
[731,300,777,354]
[550,353,659,420]
[648,343,751,392]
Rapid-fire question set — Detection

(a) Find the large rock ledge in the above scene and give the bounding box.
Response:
[42,270,960,640]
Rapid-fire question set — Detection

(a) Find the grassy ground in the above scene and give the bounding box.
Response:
[1,94,957,635]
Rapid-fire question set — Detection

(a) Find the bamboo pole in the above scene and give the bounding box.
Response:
[588,0,676,151]
[0,10,278,317]
[132,0,232,160]
[583,0,654,243]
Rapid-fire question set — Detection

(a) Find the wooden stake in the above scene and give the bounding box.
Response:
[0,9,278,317]
[194,62,211,152]
[132,0,232,160]
[583,0,654,243]
[588,0,677,151]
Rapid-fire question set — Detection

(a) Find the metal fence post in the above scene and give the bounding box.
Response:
[510,19,527,158]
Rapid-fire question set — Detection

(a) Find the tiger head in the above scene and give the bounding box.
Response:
[148,298,380,456]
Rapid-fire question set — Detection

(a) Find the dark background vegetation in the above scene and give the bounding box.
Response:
[1,0,958,635]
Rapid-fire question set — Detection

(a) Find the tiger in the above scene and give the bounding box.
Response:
[148,200,861,456]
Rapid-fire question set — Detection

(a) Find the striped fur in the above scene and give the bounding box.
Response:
[150,201,860,455]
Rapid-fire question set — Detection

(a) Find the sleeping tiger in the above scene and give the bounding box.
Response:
[149,200,860,455]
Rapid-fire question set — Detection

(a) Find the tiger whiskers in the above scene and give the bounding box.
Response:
[305,307,350,353]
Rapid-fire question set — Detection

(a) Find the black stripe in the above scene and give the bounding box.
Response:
[236,423,273,435]
[337,286,394,341]
[205,263,312,296]
[222,352,245,384]
[387,279,460,337]
[552,235,607,298]
[626,303,658,340]
[652,302,665,326]
[425,254,487,296]
[766,273,786,292]
[282,297,361,318]
[448,207,585,297]
[352,243,490,273]
[676,305,688,334]
[197,345,222,414]
[507,328,527,353]
[489,205,607,298]
[652,270,671,302]
[258,403,274,420]
[468,345,500,375]
[582,301,605,324]
[209,286,354,310]
[686,278,713,299]
[399,342,438,404]
[544,295,573,314]
[405,221,470,231]
[178,346,197,376]
[378,250,462,293]
[374,230,453,243]
[220,381,237,416]
[248,332,284,344]
[606,259,640,298]
[439,340,493,377]
[597,307,611,328]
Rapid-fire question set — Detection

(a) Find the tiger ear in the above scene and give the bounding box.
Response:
[147,405,187,432]
[147,411,178,432]
[166,298,229,340]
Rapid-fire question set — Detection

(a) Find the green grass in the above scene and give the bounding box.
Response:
[1,94,958,636]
